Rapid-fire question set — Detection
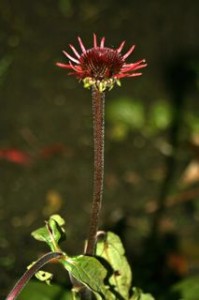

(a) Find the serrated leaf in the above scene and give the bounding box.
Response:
[96,231,132,299]
[130,287,155,300]
[62,255,109,298]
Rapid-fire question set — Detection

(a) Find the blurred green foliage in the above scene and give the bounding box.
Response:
[0,55,12,86]
[18,281,73,300]
[107,96,199,141]
[58,0,73,17]
[172,275,199,300]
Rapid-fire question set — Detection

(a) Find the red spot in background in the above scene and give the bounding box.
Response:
[167,252,188,276]
[39,143,73,159]
[0,149,31,166]
[0,143,73,166]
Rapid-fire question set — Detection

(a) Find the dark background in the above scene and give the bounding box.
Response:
[0,0,198,299]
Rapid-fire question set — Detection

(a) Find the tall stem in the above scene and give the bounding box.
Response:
[85,87,105,255]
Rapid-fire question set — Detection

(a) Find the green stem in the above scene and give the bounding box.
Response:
[85,87,105,255]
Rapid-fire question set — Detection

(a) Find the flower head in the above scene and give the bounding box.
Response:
[56,34,147,92]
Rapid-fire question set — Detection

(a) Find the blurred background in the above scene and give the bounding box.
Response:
[0,0,198,299]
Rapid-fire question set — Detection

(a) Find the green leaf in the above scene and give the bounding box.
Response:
[31,215,66,252]
[96,231,132,299]
[31,226,50,244]
[50,214,65,227]
[35,270,53,285]
[172,275,199,300]
[18,280,74,300]
[27,261,53,285]
[130,287,155,300]
[48,214,66,244]
[62,255,108,298]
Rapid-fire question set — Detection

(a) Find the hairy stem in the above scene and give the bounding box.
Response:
[6,252,63,300]
[85,87,105,255]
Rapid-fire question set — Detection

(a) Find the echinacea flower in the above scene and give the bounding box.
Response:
[56,34,147,92]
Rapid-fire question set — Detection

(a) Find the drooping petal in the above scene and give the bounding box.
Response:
[56,62,73,69]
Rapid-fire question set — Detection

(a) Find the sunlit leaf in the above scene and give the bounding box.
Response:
[50,214,65,227]
[27,262,53,285]
[96,231,132,299]
[130,287,155,300]
[31,215,65,252]
[34,270,53,285]
[62,255,109,298]
[48,214,65,244]
[31,226,50,244]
